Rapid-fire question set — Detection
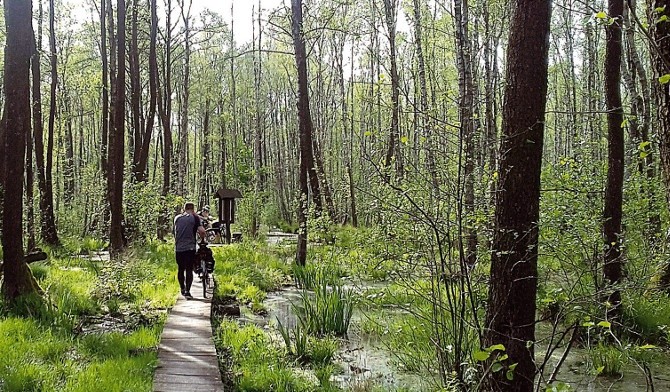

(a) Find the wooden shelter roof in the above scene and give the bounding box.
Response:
[215,188,243,199]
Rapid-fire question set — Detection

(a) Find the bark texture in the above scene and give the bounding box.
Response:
[2,0,42,300]
[484,0,552,390]
[603,0,625,319]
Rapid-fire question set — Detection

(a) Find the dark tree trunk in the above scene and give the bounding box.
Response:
[177,0,191,196]
[101,0,109,178]
[156,0,173,240]
[382,0,402,179]
[483,0,552,390]
[133,0,158,182]
[31,1,59,246]
[292,0,318,266]
[41,0,60,246]
[603,0,625,322]
[648,1,670,289]
[25,96,35,250]
[129,0,141,179]
[109,0,126,254]
[63,107,75,205]
[2,0,42,301]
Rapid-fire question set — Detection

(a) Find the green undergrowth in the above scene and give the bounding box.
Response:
[213,241,291,312]
[0,239,177,392]
[215,319,341,392]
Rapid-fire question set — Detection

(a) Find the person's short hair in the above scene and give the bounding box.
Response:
[184,202,195,211]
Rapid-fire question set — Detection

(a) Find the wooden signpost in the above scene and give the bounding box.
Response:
[215,188,242,244]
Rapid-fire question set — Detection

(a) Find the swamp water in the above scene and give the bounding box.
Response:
[237,284,670,391]
[231,234,670,391]
[237,285,430,391]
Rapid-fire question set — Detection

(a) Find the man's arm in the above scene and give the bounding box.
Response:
[194,214,206,239]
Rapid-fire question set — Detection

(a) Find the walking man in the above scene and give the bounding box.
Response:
[174,202,206,299]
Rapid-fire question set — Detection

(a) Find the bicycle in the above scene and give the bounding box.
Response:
[195,241,215,298]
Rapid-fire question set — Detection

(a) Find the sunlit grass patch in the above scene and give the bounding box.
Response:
[62,354,155,392]
[215,319,315,391]
[0,239,174,392]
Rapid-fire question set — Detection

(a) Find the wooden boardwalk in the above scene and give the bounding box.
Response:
[153,279,223,392]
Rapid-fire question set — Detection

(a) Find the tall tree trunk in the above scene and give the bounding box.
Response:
[177,0,191,196]
[646,0,670,288]
[134,0,158,182]
[200,99,211,206]
[382,0,402,179]
[25,95,35,250]
[109,0,126,254]
[603,0,625,323]
[156,0,173,240]
[101,0,109,178]
[63,105,75,205]
[292,0,318,266]
[484,0,552,390]
[129,0,140,173]
[251,2,263,237]
[2,0,42,301]
[412,0,438,195]
[43,0,60,245]
[454,0,477,267]
[31,0,59,246]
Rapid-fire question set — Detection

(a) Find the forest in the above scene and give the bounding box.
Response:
[1,0,670,390]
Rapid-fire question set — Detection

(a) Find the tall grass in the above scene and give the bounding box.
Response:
[297,278,354,337]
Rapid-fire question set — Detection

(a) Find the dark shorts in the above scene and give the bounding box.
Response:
[176,250,196,268]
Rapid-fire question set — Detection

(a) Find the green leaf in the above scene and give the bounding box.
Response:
[596,365,605,374]
[473,350,490,362]
[658,74,670,84]
[400,136,409,144]
[506,370,515,381]
[639,344,657,350]
[364,131,372,137]
[582,321,595,327]
[598,321,611,328]
[595,11,607,19]
[492,363,504,373]
[509,363,518,371]
[620,118,629,128]
[656,6,666,13]
[489,344,506,352]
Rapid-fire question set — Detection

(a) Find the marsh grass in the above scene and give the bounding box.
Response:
[589,344,626,377]
[0,239,176,392]
[624,294,670,343]
[297,279,354,337]
[215,319,315,391]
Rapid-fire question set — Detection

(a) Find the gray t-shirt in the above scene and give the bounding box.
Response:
[174,213,201,252]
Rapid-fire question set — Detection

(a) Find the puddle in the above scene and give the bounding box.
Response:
[77,251,110,262]
[267,232,298,246]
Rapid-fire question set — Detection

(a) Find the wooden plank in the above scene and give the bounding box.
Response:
[153,382,223,392]
[153,279,225,392]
